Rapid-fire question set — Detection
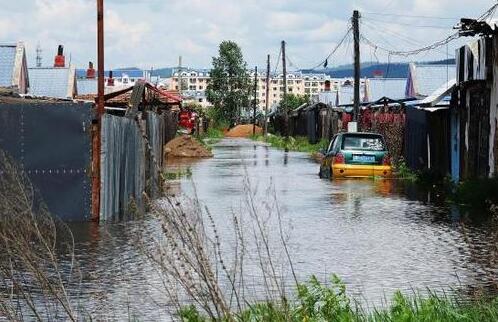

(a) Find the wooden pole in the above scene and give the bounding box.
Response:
[264,54,270,138]
[92,0,104,222]
[253,66,258,136]
[353,10,361,126]
[281,40,288,138]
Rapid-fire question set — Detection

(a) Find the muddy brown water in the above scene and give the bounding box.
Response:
[35,139,498,320]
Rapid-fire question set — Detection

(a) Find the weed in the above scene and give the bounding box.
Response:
[163,167,193,180]
[252,134,328,154]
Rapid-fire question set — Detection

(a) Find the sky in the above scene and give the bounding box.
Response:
[1,0,497,71]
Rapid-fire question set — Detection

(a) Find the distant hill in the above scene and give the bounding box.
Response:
[75,59,456,79]
[151,67,174,78]
[303,59,456,79]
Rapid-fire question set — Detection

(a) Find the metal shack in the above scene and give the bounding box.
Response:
[454,20,498,180]
[0,82,181,222]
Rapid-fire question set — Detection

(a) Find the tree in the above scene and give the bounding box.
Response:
[206,41,251,126]
[279,94,310,113]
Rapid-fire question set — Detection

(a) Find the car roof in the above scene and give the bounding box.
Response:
[341,132,384,137]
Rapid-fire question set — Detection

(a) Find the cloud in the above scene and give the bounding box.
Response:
[0,0,495,70]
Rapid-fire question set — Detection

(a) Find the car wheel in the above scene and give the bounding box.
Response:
[319,165,331,179]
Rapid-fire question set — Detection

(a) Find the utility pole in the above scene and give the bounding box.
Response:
[352,10,360,130]
[178,55,183,95]
[36,44,42,68]
[253,66,258,136]
[92,0,104,222]
[281,40,288,138]
[97,0,104,119]
[264,54,270,138]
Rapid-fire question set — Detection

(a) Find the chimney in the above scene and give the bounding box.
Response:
[107,70,114,86]
[324,80,331,92]
[86,61,96,79]
[54,45,65,68]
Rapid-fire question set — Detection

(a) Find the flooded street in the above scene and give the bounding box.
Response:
[69,139,497,320]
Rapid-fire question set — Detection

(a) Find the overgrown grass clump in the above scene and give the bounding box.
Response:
[453,177,498,210]
[178,275,498,322]
[252,134,328,153]
[162,167,193,180]
[198,127,226,145]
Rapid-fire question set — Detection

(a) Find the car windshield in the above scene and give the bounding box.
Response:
[342,135,385,151]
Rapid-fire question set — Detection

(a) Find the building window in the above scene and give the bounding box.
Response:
[175,86,178,90]
[199,86,203,90]
[288,80,294,84]
[273,87,277,91]
[305,82,310,87]
[305,88,310,93]
[312,82,318,86]
[289,87,293,92]
[189,85,196,90]
[199,99,203,103]
[273,94,277,97]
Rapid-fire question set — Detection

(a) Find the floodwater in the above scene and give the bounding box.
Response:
[37,139,498,319]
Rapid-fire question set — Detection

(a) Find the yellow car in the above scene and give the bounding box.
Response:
[319,132,392,179]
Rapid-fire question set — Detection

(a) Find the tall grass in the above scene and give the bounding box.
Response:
[252,134,329,153]
[178,276,498,321]
[1,148,497,321]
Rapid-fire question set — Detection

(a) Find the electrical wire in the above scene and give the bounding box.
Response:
[308,26,352,70]
[363,12,460,20]
[361,19,455,58]
[360,3,498,58]
[273,47,282,75]
[362,17,454,29]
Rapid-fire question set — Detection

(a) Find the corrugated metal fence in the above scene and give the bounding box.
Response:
[100,114,146,221]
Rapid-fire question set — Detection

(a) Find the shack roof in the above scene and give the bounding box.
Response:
[368,78,406,101]
[0,43,29,93]
[28,66,77,99]
[76,69,145,79]
[0,44,17,87]
[406,63,456,98]
[77,78,97,95]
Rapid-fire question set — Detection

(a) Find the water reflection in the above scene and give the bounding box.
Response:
[48,138,497,319]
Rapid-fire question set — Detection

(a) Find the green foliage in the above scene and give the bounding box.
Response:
[252,134,328,153]
[163,167,193,180]
[453,177,498,210]
[178,305,207,322]
[394,159,418,181]
[206,41,251,126]
[279,93,310,113]
[198,126,225,145]
[178,275,498,322]
[206,107,230,129]
[183,101,203,111]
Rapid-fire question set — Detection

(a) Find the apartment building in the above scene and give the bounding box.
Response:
[168,68,366,109]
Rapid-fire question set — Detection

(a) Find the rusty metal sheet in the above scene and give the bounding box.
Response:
[0,102,93,221]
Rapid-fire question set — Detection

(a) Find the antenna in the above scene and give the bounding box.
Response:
[36,43,42,67]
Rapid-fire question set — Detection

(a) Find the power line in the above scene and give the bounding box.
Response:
[309,26,352,70]
[273,46,282,75]
[359,2,498,58]
[362,17,454,29]
[361,19,456,58]
[363,12,460,20]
